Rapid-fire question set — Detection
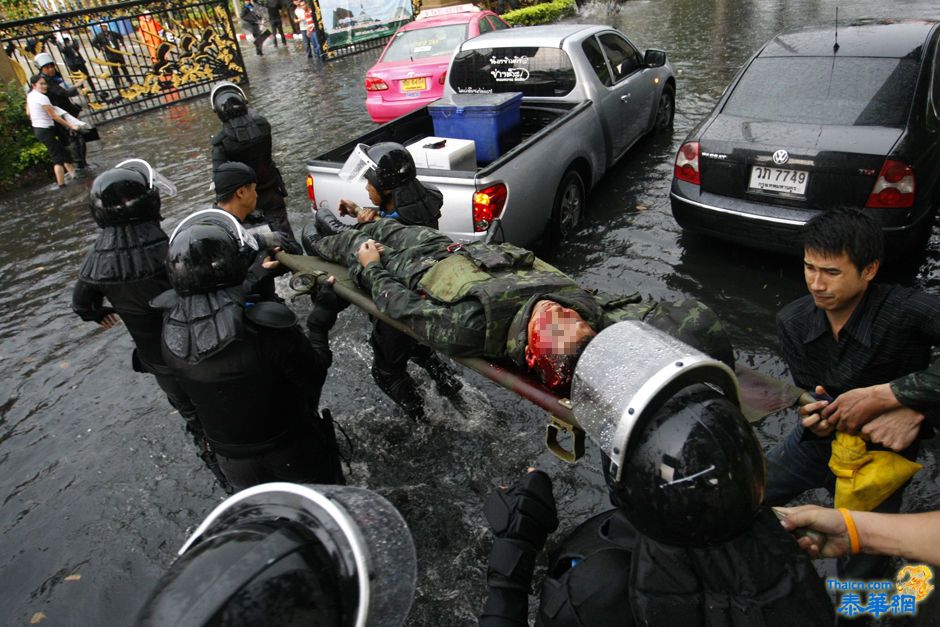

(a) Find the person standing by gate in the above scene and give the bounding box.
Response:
[26,74,78,188]
[266,0,288,48]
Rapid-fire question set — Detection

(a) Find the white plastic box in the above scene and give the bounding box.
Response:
[406,137,477,172]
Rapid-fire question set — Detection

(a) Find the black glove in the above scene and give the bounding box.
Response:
[307,281,349,331]
[484,470,558,549]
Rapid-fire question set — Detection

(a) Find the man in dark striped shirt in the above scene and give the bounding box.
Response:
[765,209,940,578]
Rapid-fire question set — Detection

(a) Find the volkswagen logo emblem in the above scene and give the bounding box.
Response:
[772,149,790,165]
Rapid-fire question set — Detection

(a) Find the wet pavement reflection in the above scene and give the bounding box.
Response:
[2,0,939,624]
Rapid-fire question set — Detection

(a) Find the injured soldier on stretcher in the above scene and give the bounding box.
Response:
[305,217,733,395]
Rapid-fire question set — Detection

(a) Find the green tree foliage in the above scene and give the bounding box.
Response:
[502,0,576,27]
[0,80,49,184]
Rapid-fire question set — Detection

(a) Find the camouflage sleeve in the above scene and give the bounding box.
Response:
[608,298,735,367]
[360,262,485,356]
[889,292,940,414]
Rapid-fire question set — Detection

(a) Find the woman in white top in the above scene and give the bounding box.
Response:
[27,73,78,187]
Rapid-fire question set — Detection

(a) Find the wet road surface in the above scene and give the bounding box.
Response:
[2,0,940,624]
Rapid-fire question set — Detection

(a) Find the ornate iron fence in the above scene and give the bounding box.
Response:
[0,0,248,124]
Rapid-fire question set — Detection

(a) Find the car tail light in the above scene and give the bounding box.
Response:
[472,184,507,232]
[306,174,316,204]
[439,70,447,86]
[674,141,700,185]
[365,76,388,91]
[866,159,915,208]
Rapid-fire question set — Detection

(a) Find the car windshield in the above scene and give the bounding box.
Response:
[448,46,576,97]
[722,56,919,126]
[381,24,468,62]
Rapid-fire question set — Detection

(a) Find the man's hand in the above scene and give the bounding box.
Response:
[357,239,384,267]
[800,385,836,437]
[338,199,360,217]
[861,407,924,452]
[777,504,851,559]
[356,207,378,224]
[99,313,121,329]
[484,469,558,549]
[261,247,282,270]
[823,383,901,434]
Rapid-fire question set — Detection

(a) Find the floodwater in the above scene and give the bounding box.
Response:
[2,0,940,624]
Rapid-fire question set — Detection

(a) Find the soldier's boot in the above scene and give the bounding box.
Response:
[301,209,353,255]
[413,352,463,397]
[371,364,426,421]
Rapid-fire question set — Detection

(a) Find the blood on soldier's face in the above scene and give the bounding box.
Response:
[528,300,595,355]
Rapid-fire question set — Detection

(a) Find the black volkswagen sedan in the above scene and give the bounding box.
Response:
[670,19,940,259]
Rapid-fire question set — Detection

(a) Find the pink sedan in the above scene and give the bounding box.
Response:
[365,5,510,123]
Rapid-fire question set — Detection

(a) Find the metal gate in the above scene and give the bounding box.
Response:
[0,0,248,125]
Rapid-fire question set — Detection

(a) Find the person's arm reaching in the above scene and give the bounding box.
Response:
[72,280,120,328]
[778,504,940,564]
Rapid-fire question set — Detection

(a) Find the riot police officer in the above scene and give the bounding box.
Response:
[480,322,835,626]
[301,142,458,421]
[209,81,293,235]
[136,482,417,626]
[72,159,228,490]
[156,212,344,490]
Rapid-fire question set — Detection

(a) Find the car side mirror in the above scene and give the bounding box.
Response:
[644,49,667,68]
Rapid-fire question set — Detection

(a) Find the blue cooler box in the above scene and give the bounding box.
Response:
[428,92,523,164]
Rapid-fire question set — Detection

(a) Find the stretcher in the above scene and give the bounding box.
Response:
[277,252,807,462]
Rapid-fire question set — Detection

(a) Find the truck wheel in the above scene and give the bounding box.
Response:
[549,170,585,240]
[654,84,675,132]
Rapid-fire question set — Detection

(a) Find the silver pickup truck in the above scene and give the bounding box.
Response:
[306,23,675,245]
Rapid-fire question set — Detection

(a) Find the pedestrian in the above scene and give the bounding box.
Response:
[240,0,270,55]
[33,52,90,171]
[480,347,834,625]
[91,23,132,90]
[26,73,78,188]
[72,159,230,491]
[302,217,733,417]
[155,211,345,491]
[55,34,97,93]
[302,142,458,419]
[136,483,416,626]
[765,208,940,580]
[293,0,313,58]
[266,0,288,47]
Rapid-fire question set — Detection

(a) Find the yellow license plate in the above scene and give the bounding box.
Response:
[401,78,427,92]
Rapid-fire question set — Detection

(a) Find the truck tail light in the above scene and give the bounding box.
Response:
[674,141,700,185]
[365,76,388,91]
[473,184,507,232]
[865,159,915,208]
[439,70,447,85]
[306,174,316,204]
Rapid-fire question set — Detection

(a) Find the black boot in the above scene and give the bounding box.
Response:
[413,352,463,397]
[315,207,354,236]
[371,364,425,421]
[300,221,323,255]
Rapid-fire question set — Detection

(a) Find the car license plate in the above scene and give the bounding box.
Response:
[748,166,809,196]
[401,78,427,92]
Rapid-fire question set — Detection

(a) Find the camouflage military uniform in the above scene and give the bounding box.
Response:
[312,219,733,368]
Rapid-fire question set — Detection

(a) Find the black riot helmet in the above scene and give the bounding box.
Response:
[210,80,248,122]
[339,142,416,193]
[571,321,764,548]
[89,159,176,227]
[135,483,418,627]
[167,209,258,296]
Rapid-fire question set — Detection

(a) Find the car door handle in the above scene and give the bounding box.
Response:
[620,94,631,102]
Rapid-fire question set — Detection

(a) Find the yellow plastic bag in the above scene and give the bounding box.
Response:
[829,432,922,511]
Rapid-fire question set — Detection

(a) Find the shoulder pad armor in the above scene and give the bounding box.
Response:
[245,300,297,328]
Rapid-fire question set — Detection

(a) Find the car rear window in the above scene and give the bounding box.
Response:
[722,57,919,126]
[382,24,468,62]
[448,46,576,97]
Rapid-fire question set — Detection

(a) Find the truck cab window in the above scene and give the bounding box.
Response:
[599,33,641,83]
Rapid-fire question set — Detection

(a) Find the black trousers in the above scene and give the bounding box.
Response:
[370,319,432,377]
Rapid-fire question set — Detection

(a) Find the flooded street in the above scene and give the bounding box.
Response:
[2,0,940,624]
